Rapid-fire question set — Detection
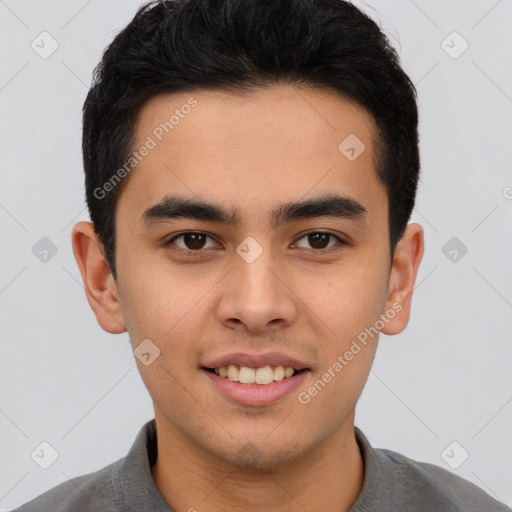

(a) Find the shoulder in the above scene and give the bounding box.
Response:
[376,446,509,511]
[11,458,121,512]
[11,419,166,512]
[353,428,510,512]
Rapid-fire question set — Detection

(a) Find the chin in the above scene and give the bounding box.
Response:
[210,437,308,472]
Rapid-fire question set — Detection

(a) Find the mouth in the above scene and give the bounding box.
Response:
[200,353,311,407]
[200,352,312,406]
[202,365,307,385]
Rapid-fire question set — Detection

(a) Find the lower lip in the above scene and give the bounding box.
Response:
[201,368,310,407]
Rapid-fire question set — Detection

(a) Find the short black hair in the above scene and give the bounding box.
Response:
[82,0,420,281]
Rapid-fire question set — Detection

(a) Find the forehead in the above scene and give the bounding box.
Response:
[134,85,377,156]
[117,85,386,226]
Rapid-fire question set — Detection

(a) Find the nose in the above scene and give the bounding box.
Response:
[216,245,299,335]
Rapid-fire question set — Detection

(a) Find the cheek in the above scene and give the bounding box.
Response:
[297,278,383,419]
[303,263,388,343]
[117,269,208,399]
[117,260,216,356]
[117,266,174,342]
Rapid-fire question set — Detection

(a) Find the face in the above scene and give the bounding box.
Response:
[74,84,423,470]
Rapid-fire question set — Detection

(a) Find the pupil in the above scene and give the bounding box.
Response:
[185,233,205,250]
[309,233,329,249]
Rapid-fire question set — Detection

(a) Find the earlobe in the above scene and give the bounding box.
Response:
[71,221,127,334]
[381,223,424,336]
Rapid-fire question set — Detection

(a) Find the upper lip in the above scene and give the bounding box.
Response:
[202,352,311,371]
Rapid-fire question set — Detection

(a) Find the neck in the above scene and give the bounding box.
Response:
[151,413,364,512]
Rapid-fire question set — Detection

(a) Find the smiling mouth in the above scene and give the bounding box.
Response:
[203,365,306,385]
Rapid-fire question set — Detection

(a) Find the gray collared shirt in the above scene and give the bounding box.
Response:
[13,419,510,511]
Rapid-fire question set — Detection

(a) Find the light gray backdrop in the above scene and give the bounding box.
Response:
[1,0,511,510]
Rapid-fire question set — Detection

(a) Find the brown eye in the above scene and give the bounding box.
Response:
[307,233,330,250]
[166,232,218,252]
[294,232,345,251]
[181,233,207,250]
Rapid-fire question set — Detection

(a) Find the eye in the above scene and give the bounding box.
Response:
[294,231,346,251]
[164,230,347,256]
[165,232,220,253]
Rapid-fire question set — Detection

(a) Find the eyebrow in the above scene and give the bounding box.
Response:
[141,193,367,229]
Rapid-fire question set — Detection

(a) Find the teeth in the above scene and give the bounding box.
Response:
[239,367,256,384]
[214,365,297,384]
[255,366,274,384]
[273,366,284,381]
[227,364,239,382]
[284,367,294,378]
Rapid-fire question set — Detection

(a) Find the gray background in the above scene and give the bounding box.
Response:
[1,0,511,509]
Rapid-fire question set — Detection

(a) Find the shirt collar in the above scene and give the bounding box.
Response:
[351,426,385,511]
[110,419,172,511]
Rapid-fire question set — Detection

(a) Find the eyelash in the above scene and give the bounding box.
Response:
[164,231,348,256]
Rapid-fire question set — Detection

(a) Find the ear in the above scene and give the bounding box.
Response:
[71,221,127,334]
[381,223,424,336]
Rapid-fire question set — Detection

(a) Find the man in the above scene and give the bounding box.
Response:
[14,0,509,510]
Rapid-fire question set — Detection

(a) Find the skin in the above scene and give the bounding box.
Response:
[72,85,424,512]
